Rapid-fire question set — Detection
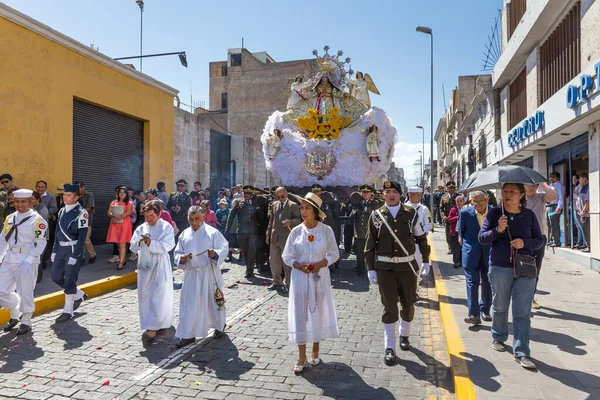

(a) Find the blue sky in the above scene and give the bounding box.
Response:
[5,0,503,185]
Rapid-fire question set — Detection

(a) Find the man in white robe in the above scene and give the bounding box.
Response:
[174,205,229,348]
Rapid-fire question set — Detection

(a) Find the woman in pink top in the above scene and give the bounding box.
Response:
[201,200,218,228]
[106,187,134,270]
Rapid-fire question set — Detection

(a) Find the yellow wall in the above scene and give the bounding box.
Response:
[0,17,174,193]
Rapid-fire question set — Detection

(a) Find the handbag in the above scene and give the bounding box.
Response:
[506,224,537,279]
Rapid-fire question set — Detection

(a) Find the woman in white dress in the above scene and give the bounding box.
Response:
[130,200,175,344]
[282,192,340,373]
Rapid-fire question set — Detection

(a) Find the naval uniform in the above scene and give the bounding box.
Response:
[0,209,47,329]
[51,203,88,316]
[404,200,432,267]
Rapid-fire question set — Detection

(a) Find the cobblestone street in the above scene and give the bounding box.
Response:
[0,252,453,399]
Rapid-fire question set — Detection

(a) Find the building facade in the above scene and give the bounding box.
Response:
[208,49,316,189]
[493,0,600,269]
[0,4,177,241]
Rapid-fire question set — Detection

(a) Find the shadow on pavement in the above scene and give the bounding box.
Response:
[186,334,255,380]
[532,305,600,327]
[51,313,93,350]
[395,347,454,393]
[138,326,179,366]
[459,352,501,392]
[535,359,600,396]
[302,362,395,399]
[0,335,44,374]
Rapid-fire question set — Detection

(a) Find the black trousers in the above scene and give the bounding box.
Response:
[343,225,354,252]
[445,223,452,251]
[354,238,366,272]
[375,268,417,324]
[534,235,547,293]
[451,235,462,266]
[238,234,257,274]
[256,234,268,269]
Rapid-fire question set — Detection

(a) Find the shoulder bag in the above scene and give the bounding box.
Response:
[506,222,537,279]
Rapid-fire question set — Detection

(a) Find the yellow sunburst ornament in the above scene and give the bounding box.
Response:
[297,107,350,140]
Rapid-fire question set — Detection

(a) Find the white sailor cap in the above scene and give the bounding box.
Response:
[13,189,33,199]
[407,187,422,193]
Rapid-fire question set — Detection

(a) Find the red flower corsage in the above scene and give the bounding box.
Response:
[308,234,315,243]
[307,263,315,271]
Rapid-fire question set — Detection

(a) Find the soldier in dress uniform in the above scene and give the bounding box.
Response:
[51,184,89,323]
[0,174,18,230]
[365,180,431,366]
[167,179,192,239]
[439,181,459,254]
[343,185,383,276]
[0,189,48,335]
[225,185,263,278]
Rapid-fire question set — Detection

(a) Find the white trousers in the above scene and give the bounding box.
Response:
[0,260,38,316]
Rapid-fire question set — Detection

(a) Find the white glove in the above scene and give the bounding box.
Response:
[421,263,430,276]
[368,270,378,285]
[51,253,56,262]
[19,261,32,273]
[67,257,78,265]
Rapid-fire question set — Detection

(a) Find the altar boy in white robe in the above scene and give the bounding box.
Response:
[174,205,229,348]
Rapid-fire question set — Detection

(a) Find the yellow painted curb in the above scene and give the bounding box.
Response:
[0,271,138,325]
[429,237,477,400]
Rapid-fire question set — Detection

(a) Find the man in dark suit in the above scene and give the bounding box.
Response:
[458,190,492,325]
[225,185,262,278]
[266,187,301,291]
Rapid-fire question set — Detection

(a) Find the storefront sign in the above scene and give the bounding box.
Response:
[508,110,545,147]
[566,62,600,109]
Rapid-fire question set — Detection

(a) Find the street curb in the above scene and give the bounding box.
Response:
[429,237,477,400]
[0,271,137,325]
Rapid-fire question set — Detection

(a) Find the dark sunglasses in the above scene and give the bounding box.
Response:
[0,180,9,184]
[278,195,286,199]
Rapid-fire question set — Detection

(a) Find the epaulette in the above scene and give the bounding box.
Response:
[441,193,450,202]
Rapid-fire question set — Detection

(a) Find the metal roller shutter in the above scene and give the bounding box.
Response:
[73,99,144,243]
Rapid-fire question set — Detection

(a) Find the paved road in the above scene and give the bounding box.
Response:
[0,250,453,399]
[430,228,600,400]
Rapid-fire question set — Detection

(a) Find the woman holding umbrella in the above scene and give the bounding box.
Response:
[479,183,544,370]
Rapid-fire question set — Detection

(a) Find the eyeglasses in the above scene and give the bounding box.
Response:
[0,180,9,184]
[278,195,286,199]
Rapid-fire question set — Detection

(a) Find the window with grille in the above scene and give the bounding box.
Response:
[508,0,527,40]
[478,137,488,168]
[509,68,527,129]
[221,93,228,110]
[539,2,580,104]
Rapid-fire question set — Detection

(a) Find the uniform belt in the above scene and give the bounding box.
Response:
[59,240,78,246]
[10,246,32,254]
[378,255,415,263]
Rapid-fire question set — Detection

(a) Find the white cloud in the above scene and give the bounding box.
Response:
[392,142,432,186]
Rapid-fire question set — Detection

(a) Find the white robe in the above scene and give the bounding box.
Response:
[174,223,229,339]
[130,219,175,331]
[282,222,340,345]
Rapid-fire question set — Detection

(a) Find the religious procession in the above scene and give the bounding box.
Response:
[3,2,600,399]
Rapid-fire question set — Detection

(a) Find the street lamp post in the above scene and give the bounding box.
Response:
[136,0,144,71]
[417,25,434,225]
[416,125,425,190]
[418,151,423,188]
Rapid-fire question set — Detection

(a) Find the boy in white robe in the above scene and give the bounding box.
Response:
[174,205,229,348]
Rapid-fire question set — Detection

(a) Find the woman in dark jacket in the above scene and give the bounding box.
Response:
[479,183,544,370]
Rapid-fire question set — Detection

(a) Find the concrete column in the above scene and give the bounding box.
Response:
[532,150,547,177]
[588,121,600,261]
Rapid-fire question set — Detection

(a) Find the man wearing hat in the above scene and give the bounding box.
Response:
[0,189,48,334]
[344,184,382,276]
[405,187,432,270]
[51,184,89,323]
[365,180,431,365]
[0,174,18,230]
[225,185,263,278]
[440,181,459,254]
[167,179,192,239]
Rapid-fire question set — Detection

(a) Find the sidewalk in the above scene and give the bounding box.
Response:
[430,229,600,399]
[35,244,136,297]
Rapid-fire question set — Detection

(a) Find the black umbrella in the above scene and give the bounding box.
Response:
[458,165,547,192]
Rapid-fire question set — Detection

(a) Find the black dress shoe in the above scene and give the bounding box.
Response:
[464,316,482,325]
[245,272,254,279]
[481,313,492,322]
[213,324,226,339]
[3,318,20,332]
[55,313,72,323]
[175,338,196,349]
[88,256,96,264]
[399,336,410,351]
[73,294,89,312]
[384,348,397,366]
[16,324,32,336]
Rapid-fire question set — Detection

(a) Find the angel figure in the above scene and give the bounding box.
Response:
[283,75,310,109]
[347,71,380,108]
[366,124,380,162]
[266,128,283,160]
